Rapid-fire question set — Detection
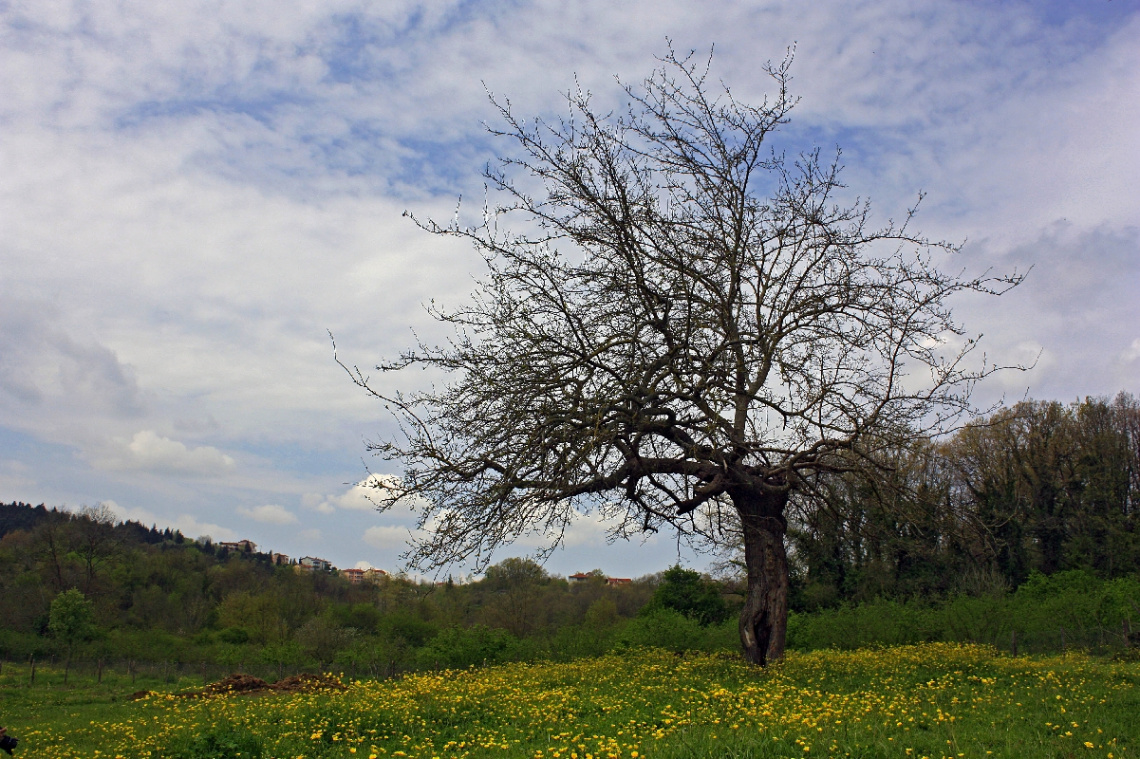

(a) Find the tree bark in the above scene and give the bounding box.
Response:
[736,490,790,666]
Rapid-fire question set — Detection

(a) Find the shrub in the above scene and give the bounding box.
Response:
[616,608,708,652]
[415,625,526,669]
[644,566,730,626]
[784,571,1140,653]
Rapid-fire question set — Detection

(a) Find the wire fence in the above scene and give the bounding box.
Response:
[0,655,411,689]
[789,621,1140,657]
[979,621,1138,657]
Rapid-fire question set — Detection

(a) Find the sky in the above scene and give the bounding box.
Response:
[1,0,1138,580]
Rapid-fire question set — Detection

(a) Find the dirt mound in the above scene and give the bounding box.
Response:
[271,673,347,693]
[203,673,270,695]
[170,672,347,698]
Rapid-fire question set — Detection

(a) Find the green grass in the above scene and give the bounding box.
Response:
[1,644,1137,758]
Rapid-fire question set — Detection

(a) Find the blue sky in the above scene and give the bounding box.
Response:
[1,0,1137,579]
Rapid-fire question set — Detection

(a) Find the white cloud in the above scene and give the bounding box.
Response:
[1120,339,1140,364]
[362,525,414,550]
[172,514,237,542]
[237,503,298,525]
[332,476,388,511]
[100,499,236,540]
[0,298,147,421]
[510,508,667,553]
[301,492,336,514]
[0,459,34,492]
[96,430,235,477]
[512,510,607,550]
[307,474,418,513]
[101,499,156,525]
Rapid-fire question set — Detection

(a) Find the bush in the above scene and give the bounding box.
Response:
[785,571,1140,653]
[644,566,730,626]
[616,608,708,653]
[415,625,527,669]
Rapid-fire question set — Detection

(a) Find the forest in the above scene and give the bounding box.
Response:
[1,393,1138,678]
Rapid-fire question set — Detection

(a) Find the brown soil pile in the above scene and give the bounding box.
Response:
[203,673,270,695]
[134,672,349,700]
[159,672,348,699]
[270,673,347,693]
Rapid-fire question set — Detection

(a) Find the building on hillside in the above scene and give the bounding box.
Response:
[340,568,364,584]
[297,556,333,572]
[270,552,291,566]
[363,568,389,584]
[569,571,629,586]
[218,539,257,553]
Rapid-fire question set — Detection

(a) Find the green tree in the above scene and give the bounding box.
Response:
[259,640,304,680]
[481,558,550,636]
[645,566,728,626]
[945,394,1140,585]
[49,588,96,683]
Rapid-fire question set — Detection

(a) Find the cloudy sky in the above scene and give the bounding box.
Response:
[1,0,1137,579]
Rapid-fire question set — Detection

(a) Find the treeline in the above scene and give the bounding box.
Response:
[1,394,1138,674]
[787,393,1140,608]
[1,502,715,674]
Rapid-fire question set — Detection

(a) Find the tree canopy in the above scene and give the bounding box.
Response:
[646,565,730,627]
[348,47,1021,664]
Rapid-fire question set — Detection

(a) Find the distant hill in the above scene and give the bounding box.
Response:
[0,500,181,546]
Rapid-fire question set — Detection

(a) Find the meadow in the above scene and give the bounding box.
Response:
[1,643,1137,759]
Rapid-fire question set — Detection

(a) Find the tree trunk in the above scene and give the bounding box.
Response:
[735,490,790,666]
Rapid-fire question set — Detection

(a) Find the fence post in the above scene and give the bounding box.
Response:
[1060,627,1066,650]
[1011,630,1018,657]
[129,659,135,685]
[202,660,209,686]
[1125,619,1134,648]
[97,659,104,684]
[29,655,36,685]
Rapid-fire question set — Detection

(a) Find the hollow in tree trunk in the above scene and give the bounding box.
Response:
[736,491,790,666]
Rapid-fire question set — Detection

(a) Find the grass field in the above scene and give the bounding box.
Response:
[1,643,1137,759]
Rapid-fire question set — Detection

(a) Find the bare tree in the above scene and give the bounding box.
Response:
[343,47,1021,665]
[76,502,118,594]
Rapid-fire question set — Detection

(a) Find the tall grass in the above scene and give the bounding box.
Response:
[2,644,1137,758]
